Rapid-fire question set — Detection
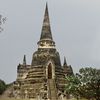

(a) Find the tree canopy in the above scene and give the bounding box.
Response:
[65,67,100,100]
[0,79,6,95]
[0,14,6,32]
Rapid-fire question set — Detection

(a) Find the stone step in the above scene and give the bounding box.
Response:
[48,79,58,100]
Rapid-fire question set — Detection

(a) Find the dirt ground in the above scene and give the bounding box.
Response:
[0,97,33,100]
[0,95,88,100]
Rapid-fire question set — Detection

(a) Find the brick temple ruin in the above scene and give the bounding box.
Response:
[12,3,73,100]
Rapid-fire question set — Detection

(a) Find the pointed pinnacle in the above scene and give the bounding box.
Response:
[23,55,26,65]
[63,57,67,66]
[40,3,53,40]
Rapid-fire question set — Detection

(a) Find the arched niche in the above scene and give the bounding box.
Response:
[46,60,55,79]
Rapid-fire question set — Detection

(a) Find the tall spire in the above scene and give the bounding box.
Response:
[40,3,53,40]
[23,55,26,65]
[37,3,55,49]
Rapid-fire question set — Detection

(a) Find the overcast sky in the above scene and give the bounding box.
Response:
[0,0,100,83]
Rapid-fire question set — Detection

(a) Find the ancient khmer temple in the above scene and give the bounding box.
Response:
[12,3,73,100]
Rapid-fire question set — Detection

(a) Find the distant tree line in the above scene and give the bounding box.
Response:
[65,67,100,100]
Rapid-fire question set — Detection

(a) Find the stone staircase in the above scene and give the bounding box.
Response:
[48,79,58,100]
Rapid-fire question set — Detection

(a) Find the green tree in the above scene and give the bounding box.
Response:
[0,14,6,32]
[79,67,100,100]
[0,79,6,95]
[65,75,81,100]
[65,67,100,100]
